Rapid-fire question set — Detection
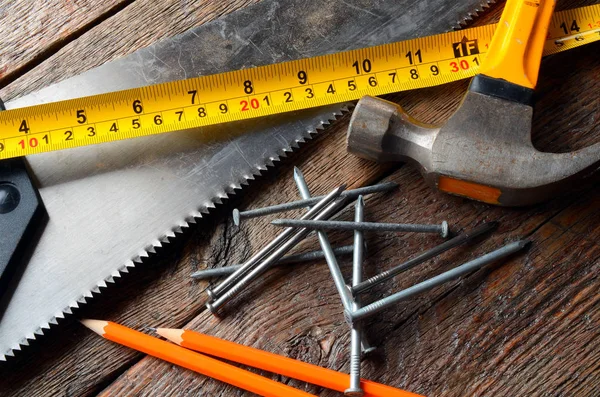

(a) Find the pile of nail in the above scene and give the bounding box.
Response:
[192,167,529,396]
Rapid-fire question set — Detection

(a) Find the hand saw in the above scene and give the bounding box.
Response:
[0,0,495,360]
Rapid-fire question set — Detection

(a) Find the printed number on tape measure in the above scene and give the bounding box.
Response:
[0,4,598,160]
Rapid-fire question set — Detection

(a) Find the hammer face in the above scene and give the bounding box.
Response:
[347,94,600,206]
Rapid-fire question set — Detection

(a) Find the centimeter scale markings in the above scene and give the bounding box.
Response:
[0,5,598,160]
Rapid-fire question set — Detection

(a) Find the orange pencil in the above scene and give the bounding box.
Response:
[81,320,316,397]
[156,328,424,397]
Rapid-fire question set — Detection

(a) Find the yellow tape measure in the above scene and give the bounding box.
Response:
[1,4,598,160]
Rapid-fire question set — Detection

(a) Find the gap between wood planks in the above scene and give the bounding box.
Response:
[0,0,136,90]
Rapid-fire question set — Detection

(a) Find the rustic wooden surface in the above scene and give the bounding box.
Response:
[0,0,599,396]
[0,0,131,87]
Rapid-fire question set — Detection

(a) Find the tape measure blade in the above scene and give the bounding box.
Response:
[0,5,597,161]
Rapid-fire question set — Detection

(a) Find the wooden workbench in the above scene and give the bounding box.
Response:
[0,0,598,395]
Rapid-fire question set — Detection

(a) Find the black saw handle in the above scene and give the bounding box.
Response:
[0,98,46,305]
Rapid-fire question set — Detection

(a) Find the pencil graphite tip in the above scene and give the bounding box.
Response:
[80,319,109,335]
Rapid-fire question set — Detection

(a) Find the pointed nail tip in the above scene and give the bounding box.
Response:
[293,167,304,181]
[518,239,532,248]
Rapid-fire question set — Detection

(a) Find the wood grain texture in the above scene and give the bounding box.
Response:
[0,0,599,396]
[0,0,132,87]
[0,0,259,102]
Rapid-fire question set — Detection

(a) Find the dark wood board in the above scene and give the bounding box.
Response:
[0,0,599,396]
[0,0,131,88]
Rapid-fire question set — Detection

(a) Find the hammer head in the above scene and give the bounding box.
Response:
[347,87,600,206]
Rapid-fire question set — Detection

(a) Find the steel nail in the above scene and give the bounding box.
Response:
[232,182,398,225]
[271,219,450,238]
[206,184,346,301]
[346,196,365,397]
[190,245,356,280]
[293,168,354,313]
[207,196,347,314]
[351,222,498,296]
[292,170,375,357]
[345,240,530,323]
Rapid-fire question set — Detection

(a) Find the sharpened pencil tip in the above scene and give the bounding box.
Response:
[271,219,283,225]
[155,328,184,345]
[80,319,109,335]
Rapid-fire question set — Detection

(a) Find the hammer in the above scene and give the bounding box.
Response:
[347,0,600,206]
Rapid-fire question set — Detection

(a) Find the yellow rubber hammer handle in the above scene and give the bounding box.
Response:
[480,0,556,89]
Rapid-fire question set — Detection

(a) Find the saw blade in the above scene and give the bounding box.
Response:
[0,0,494,360]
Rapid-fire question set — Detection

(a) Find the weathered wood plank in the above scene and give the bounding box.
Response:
[0,0,131,87]
[93,172,600,397]
[0,0,598,396]
[0,0,259,101]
